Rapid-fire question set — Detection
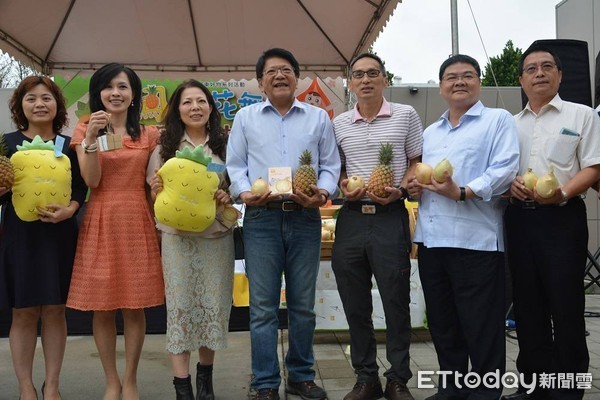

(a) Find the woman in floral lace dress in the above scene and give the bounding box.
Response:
[147,79,235,400]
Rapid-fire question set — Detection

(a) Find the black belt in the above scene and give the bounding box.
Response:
[265,201,304,211]
[509,196,581,210]
[344,200,405,214]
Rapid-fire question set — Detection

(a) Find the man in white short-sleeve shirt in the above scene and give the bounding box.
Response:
[504,44,600,400]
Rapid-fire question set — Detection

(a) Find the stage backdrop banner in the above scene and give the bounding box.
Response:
[54,75,346,137]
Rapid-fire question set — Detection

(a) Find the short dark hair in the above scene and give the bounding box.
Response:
[438,54,481,81]
[10,75,68,133]
[89,63,143,140]
[256,48,300,80]
[518,44,562,76]
[159,79,226,162]
[349,53,387,76]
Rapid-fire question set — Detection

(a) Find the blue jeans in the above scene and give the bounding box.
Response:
[243,206,321,390]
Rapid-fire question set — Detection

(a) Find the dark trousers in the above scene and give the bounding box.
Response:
[505,198,589,400]
[418,245,505,400]
[331,203,412,384]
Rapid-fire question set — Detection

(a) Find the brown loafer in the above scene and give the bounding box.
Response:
[384,380,414,400]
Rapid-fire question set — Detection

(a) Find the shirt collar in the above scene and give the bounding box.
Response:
[180,131,208,146]
[259,97,307,114]
[518,93,562,118]
[352,98,392,123]
[440,100,484,122]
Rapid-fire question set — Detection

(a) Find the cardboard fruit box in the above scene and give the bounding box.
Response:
[319,204,341,219]
[321,239,334,260]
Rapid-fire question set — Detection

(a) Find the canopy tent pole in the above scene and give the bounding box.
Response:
[451,0,459,55]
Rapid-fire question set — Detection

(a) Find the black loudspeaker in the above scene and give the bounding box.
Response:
[521,39,592,108]
[595,50,600,107]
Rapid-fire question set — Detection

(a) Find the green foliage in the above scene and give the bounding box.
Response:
[368,47,395,86]
[385,71,394,87]
[481,40,523,87]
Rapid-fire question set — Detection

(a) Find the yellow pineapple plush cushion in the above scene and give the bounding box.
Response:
[155,145,219,232]
[11,135,72,222]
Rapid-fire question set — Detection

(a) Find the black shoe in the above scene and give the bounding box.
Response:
[173,375,195,400]
[384,381,414,400]
[285,380,327,400]
[500,392,531,400]
[254,388,281,400]
[196,363,214,400]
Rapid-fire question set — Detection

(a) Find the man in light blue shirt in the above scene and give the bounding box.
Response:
[407,54,519,400]
[226,48,340,400]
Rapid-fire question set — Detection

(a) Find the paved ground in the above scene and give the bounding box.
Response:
[2,295,600,399]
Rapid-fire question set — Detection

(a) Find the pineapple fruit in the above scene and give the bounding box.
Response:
[368,143,394,198]
[154,145,219,232]
[293,149,317,196]
[0,134,14,188]
[11,135,72,222]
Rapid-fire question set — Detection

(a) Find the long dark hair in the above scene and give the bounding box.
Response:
[88,63,143,141]
[159,79,226,162]
[9,76,68,133]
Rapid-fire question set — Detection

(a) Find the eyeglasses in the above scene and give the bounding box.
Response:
[442,72,479,83]
[263,66,295,77]
[523,62,557,75]
[351,69,382,79]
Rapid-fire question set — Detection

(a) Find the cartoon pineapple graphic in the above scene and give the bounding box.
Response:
[154,145,219,232]
[368,143,394,198]
[0,134,15,189]
[293,149,317,196]
[74,101,91,124]
[144,85,160,110]
[11,135,72,221]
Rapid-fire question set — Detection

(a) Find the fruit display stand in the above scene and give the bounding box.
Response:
[314,200,426,330]
[321,240,334,260]
[320,204,339,260]
[406,200,419,259]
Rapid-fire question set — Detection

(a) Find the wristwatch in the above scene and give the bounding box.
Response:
[319,193,328,206]
[399,186,409,200]
[559,190,569,206]
[457,186,466,203]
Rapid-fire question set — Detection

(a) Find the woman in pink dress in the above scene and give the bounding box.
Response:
[66,63,164,400]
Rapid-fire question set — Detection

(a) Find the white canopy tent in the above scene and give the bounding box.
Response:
[0,0,400,79]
